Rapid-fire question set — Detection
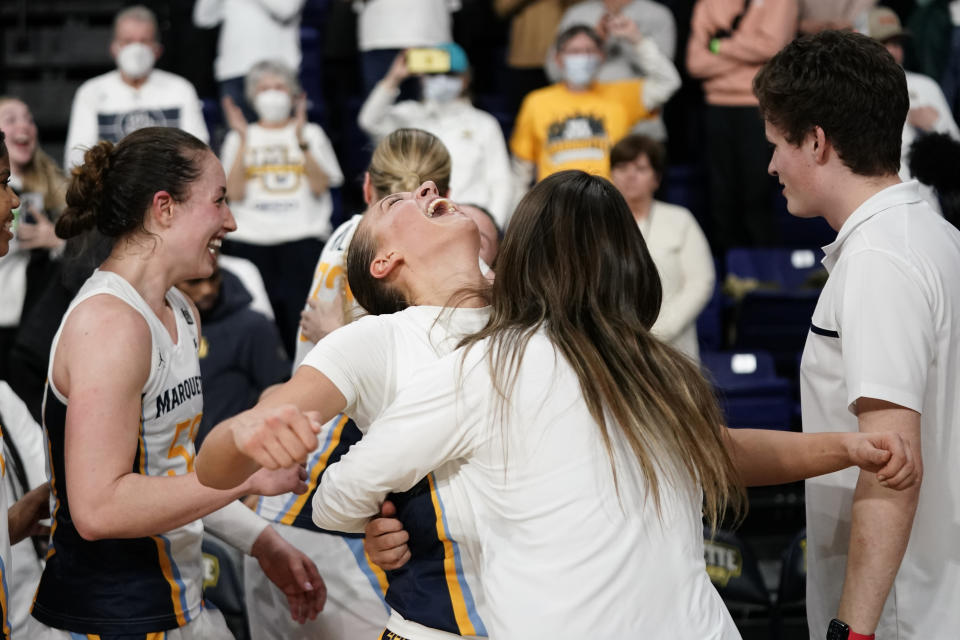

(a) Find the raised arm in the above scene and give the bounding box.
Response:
[607,19,680,113]
[294,99,332,197]
[357,53,410,140]
[220,101,249,203]
[313,353,483,533]
[192,0,224,28]
[194,366,346,489]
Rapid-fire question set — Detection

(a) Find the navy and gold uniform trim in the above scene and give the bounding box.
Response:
[261,413,486,635]
[31,393,191,635]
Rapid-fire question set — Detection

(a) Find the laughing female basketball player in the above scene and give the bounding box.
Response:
[27,127,322,640]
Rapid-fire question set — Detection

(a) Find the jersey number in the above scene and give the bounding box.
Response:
[166,414,202,476]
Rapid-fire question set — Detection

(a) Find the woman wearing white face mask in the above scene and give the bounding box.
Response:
[219,60,344,356]
[358,43,514,226]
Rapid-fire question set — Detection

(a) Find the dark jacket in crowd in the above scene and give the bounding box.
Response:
[195,269,291,447]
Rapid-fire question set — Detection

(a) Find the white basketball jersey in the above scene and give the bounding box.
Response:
[34,269,205,633]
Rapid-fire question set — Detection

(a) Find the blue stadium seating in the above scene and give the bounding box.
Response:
[725,248,825,377]
[697,280,725,352]
[725,248,823,291]
[701,350,793,429]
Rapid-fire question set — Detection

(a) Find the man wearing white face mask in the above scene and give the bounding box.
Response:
[357,43,513,226]
[63,5,209,170]
[510,24,680,199]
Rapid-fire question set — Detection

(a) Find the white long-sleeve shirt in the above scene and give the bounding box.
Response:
[643,201,715,360]
[302,305,492,639]
[1,382,47,638]
[220,122,344,245]
[192,0,305,81]
[359,89,514,226]
[64,69,209,169]
[314,332,742,640]
[354,0,459,51]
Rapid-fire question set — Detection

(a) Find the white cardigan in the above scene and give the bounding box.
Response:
[640,200,715,360]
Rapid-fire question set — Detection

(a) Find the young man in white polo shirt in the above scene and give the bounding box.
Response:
[754,31,960,640]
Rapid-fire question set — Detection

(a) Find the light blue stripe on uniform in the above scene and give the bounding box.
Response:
[272,445,328,523]
[160,533,193,624]
[343,537,390,614]
[433,487,487,635]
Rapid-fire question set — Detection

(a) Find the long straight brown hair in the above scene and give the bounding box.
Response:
[460,171,744,530]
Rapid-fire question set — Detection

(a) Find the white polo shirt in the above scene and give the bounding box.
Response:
[801,181,960,639]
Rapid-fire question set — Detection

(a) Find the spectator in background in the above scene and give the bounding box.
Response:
[548,0,677,140]
[64,5,208,169]
[220,59,343,356]
[0,381,48,639]
[797,0,875,33]
[176,261,290,447]
[192,0,306,122]
[867,7,960,191]
[494,0,580,116]
[511,25,680,193]
[686,0,798,250]
[460,203,501,267]
[609,134,713,360]
[294,128,453,366]
[358,43,513,226]
[354,0,459,99]
[0,98,67,380]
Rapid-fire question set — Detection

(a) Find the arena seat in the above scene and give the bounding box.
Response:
[704,527,771,617]
[726,248,824,291]
[701,350,793,429]
[771,528,808,636]
[202,533,249,640]
[696,280,725,352]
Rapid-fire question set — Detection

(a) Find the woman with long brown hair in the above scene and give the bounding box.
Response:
[305,171,916,638]
[199,171,915,638]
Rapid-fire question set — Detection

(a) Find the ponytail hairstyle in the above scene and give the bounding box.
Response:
[461,171,745,531]
[366,128,451,199]
[56,127,209,240]
[346,129,453,315]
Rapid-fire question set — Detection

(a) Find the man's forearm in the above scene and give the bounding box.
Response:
[837,470,920,634]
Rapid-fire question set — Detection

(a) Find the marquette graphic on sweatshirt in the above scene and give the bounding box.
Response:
[97,108,182,143]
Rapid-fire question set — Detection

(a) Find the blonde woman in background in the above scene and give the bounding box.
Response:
[294,127,453,365]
